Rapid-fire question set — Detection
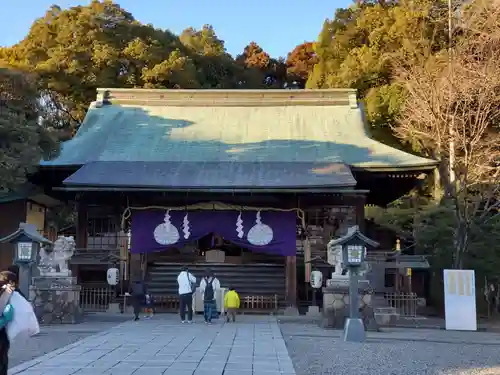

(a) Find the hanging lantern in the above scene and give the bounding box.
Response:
[107,267,119,286]
[310,270,323,289]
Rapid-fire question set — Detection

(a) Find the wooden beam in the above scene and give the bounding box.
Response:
[356,194,367,232]
[97,88,356,108]
[285,256,297,308]
[75,200,88,249]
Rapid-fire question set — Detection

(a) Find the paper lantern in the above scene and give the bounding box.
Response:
[107,267,119,286]
[310,270,323,289]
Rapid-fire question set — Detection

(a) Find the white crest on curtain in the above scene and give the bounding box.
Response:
[183,213,191,239]
[153,210,180,245]
[236,212,244,238]
[247,211,273,246]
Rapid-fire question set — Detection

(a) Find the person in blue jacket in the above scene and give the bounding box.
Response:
[0,271,15,375]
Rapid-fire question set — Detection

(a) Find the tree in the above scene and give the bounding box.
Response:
[237,41,270,70]
[180,25,225,56]
[370,198,500,310]
[0,67,59,192]
[267,57,288,88]
[286,42,317,87]
[395,0,500,269]
[179,25,240,88]
[0,1,194,126]
[307,0,449,145]
[235,42,271,88]
[142,50,199,89]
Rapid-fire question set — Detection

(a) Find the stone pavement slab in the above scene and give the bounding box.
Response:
[9,315,296,375]
[9,314,130,368]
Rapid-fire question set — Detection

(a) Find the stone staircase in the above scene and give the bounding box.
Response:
[145,262,286,309]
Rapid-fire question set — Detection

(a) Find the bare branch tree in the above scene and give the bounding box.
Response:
[394,0,500,268]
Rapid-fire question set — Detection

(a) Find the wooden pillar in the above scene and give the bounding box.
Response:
[73,200,88,281]
[285,255,297,310]
[75,200,88,249]
[355,194,366,232]
[129,253,142,281]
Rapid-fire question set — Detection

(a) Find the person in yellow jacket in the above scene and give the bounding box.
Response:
[224,287,240,323]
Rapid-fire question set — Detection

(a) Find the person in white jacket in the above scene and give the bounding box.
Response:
[177,266,196,323]
[199,269,221,324]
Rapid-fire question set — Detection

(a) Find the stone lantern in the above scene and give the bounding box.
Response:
[0,223,52,297]
[322,225,379,338]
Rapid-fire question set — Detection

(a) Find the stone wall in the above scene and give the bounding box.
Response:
[323,290,372,311]
[322,283,378,331]
[30,276,83,324]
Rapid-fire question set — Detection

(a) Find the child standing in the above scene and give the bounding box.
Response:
[224,287,240,323]
[144,294,154,318]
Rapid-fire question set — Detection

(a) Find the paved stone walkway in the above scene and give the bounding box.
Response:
[9,313,130,369]
[9,315,296,375]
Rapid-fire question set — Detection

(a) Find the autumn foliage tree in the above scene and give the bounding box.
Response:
[0,2,193,125]
[286,42,317,87]
[0,2,271,126]
[307,0,449,144]
[235,42,271,88]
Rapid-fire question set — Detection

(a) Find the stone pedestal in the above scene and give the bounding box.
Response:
[321,277,378,331]
[30,276,83,324]
[283,306,300,316]
[306,305,321,318]
[107,303,121,313]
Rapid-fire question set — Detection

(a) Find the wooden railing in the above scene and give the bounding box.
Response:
[150,294,279,313]
[240,295,279,311]
[385,292,418,317]
[80,286,115,312]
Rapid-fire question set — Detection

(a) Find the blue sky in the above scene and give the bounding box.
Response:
[0,0,352,58]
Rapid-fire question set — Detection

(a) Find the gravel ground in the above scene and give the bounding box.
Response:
[280,322,500,375]
[8,313,130,368]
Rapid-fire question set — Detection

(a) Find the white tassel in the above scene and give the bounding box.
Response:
[236,212,244,238]
[183,213,191,239]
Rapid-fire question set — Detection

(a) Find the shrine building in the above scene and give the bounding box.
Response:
[30,88,437,312]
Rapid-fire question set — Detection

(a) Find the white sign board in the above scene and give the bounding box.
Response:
[443,269,477,331]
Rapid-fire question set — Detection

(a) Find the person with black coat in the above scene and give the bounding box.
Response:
[129,279,147,321]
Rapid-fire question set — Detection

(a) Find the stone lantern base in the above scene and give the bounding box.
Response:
[321,277,379,331]
[29,276,83,324]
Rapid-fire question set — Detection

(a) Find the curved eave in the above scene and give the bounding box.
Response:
[351,162,438,173]
[53,186,365,194]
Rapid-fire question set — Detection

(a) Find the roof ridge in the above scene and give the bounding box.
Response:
[95,88,359,108]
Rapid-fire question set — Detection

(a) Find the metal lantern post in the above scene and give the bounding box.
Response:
[342,241,367,342]
[0,223,52,297]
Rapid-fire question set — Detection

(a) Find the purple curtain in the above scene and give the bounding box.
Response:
[131,210,296,256]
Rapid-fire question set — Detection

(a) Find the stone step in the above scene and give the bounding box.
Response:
[375,306,399,315]
[145,262,286,302]
[374,306,400,326]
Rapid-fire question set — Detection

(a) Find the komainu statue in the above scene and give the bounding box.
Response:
[38,236,75,276]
